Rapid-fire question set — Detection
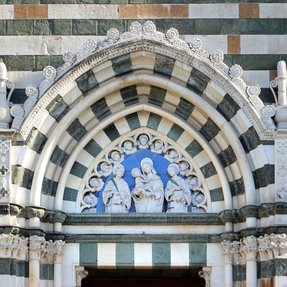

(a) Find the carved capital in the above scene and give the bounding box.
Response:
[240,205,259,219]
[269,233,287,258]
[231,241,245,265]
[219,209,236,223]
[29,235,46,260]
[42,210,67,223]
[75,266,88,287]
[19,206,45,219]
[0,234,28,260]
[258,234,273,261]
[242,236,257,261]
[221,240,233,264]
[54,240,65,264]
[9,203,23,216]
[198,267,211,287]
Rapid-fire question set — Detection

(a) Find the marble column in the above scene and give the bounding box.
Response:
[242,236,258,287]
[221,241,233,287]
[29,235,45,287]
[54,240,65,287]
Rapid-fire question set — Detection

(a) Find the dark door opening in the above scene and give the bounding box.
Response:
[82,268,205,287]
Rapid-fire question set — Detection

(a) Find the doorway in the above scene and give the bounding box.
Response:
[82,268,205,287]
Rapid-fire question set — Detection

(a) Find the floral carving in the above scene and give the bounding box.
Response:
[107,28,120,42]
[165,28,179,43]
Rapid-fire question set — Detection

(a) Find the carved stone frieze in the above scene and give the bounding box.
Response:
[223,234,287,263]
[0,234,28,260]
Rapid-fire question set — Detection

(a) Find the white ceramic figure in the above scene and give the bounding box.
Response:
[109,150,123,163]
[132,158,164,213]
[82,192,98,213]
[89,177,104,191]
[137,134,150,149]
[98,161,112,177]
[165,164,191,213]
[151,139,165,154]
[102,164,131,213]
[165,149,180,162]
[178,161,190,175]
[122,140,136,155]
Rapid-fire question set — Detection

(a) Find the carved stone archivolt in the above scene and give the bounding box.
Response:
[80,131,208,214]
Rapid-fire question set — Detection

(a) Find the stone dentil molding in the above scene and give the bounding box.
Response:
[11,21,271,139]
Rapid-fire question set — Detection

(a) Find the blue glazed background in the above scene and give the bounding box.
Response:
[94,149,195,212]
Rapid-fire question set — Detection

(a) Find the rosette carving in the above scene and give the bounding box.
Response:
[107,28,120,42]
[165,27,179,44]
[142,21,156,35]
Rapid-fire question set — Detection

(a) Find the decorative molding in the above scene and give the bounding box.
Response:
[15,21,270,140]
[275,139,287,201]
[63,213,223,226]
[0,140,10,201]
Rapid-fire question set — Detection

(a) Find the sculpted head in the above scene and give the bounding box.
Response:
[167,164,179,177]
[111,150,121,162]
[140,158,153,174]
[123,140,133,151]
[138,134,149,145]
[132,167,141,178]
[113,164,125,178]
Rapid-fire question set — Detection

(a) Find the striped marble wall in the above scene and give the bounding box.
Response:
[0,1,285,105]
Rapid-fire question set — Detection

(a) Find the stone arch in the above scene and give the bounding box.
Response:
[12,22,273,214]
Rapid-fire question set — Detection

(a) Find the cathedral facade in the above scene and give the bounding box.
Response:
[0,2,286,287]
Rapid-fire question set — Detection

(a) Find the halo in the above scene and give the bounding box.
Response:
[140,157,153,168]
[112,163,125,174]
[168,163,179,173]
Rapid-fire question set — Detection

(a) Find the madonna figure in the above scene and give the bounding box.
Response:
[132,158,164,213]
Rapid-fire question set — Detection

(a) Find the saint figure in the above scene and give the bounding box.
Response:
[165,164,191,213]
[102,164,131,213]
